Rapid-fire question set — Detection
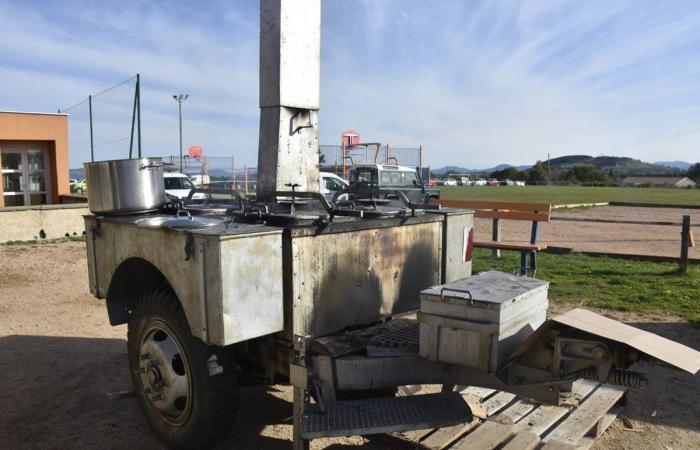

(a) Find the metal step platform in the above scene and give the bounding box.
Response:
[302,391,472,439]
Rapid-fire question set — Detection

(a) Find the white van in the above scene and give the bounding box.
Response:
[163,172,205,199]
[320,172,349,200]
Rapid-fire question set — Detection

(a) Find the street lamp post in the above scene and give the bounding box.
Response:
[173,94,189,172]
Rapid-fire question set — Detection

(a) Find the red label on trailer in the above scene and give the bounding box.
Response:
[464,228,474,262]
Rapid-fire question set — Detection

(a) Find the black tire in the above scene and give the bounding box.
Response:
[127,288,239,450]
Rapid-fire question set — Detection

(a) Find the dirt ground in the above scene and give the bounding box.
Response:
[0,240,698,450]
[474,205,700,259]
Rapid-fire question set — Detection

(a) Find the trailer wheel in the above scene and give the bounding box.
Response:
[127,288,239,450]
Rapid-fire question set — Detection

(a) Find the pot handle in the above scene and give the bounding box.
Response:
[139,161,168,170]
[176,209,193,220]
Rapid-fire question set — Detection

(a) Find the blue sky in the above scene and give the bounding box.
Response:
[2,0,700,168]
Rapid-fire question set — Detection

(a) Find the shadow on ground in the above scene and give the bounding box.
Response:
[0,321,697,449]
[0,335,291,450]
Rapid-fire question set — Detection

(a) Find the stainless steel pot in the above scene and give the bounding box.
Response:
[84,158,168,215]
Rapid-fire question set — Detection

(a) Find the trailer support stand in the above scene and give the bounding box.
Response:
[293,387,310,450]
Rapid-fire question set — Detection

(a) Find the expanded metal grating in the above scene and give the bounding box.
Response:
[367,321,419,357]
[302,392,472,439]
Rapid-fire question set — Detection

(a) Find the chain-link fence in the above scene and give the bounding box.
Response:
[60,75,140,177]
[319,144,422,178]
[158,156,259,195]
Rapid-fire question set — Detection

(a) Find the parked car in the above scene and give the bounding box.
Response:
[319,171,349,200]
[70,179,87,194]
[443,179,458,186]
[348,164,439,203]
[163,172,205,199]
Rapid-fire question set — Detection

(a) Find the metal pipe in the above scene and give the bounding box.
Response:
[88,95,94,162]
[136,73,142,158]
[173,94,189,172]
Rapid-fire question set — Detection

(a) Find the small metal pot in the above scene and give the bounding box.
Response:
[84,158,168,215]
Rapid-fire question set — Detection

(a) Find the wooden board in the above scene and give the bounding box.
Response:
[474,241,546,251]
[500,431,540,450]
[419,419,479,449]
[474,210,551,222]
[395,381,623,450]
[437,199,551,214]
[451,421,513,450]
[543,384,626,445]
[491,399,537,425]
[479,392,517,418]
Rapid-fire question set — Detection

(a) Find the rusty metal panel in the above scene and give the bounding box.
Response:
[289,221,442,338]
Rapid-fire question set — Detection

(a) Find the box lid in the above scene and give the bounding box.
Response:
[421,271,549,306]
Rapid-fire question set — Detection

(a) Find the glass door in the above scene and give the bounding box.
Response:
[26,149,48,205]
[1,151,25,206]
[1,145,50,207]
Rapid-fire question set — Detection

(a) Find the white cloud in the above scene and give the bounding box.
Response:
[2,0,700,170]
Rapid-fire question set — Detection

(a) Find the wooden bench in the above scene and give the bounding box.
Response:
[437,200,552,275]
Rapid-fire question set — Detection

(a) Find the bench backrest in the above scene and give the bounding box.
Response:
[437,200,552,222]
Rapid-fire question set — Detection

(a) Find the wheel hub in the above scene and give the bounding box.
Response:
[138,322,193,425]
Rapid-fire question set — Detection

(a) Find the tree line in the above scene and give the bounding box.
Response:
[487,161,700,186]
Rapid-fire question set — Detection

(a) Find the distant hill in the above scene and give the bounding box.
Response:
[69,168,84,180]
[432,163,531,175]
[655,160,691,170]
[546,155,681,176]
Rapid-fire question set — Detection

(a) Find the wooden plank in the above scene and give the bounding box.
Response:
[491,399,537,425]
[540,442,576,450]
[419,419,479,449]
[474,210,551,222]
[480,391,517,417]
[575,406,622,450]
[458,386,498,400]
[543,384,626,445]
[459,386,498,418]
[560,379,600,407]
[473,241,546,251]
[401,428,436,443]
[438,199,551,213]
[513,404,570,437]
[451,421,513,450]
[500,431,540,450]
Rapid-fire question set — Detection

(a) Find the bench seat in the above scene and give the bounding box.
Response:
[474,241,547,252]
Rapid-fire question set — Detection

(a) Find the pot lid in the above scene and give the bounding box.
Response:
[136,212,223,229]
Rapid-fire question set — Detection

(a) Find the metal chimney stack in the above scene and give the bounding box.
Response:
[258,0,321,195]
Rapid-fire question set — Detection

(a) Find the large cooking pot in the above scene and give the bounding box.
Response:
[84,158,168,215]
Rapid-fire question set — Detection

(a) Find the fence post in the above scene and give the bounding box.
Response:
[244,164,249,196]
[88,95,94,162]
[419,145,423,173]
[231,155,236,191]
[492,218,501,258]
[680,215,690,272]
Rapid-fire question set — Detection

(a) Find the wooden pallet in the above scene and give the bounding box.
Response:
[398,380,626,450]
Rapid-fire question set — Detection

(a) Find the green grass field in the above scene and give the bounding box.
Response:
[439,185,700,206]
[472,249,700,323]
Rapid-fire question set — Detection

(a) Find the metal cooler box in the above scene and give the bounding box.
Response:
[418,271,549,373]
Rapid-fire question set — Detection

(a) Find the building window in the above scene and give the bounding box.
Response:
[1,143,51,207]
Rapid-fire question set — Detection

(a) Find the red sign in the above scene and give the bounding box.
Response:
[341,129,360,147]
[188,146,203,159]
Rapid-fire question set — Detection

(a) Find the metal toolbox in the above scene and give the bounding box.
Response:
[418,271,549,372]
